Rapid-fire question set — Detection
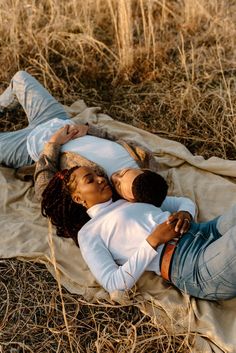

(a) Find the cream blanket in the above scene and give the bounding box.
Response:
[1,101,236,353]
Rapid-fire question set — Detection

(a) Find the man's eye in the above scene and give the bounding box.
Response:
[119,169,128,177]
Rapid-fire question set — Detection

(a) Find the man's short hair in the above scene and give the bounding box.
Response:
[132,170,168,207]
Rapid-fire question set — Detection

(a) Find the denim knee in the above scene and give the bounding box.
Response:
[13,70,31,82]
[216,205,236,235]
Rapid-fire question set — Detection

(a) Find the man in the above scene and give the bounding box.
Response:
[0,71,195,227]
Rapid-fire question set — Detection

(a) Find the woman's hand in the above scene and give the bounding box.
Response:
[67,124,89,139]
[167,211,192,234]
[49,124,89,145]
[147,220,180,250]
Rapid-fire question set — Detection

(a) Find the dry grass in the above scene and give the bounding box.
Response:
[0,0,235,351]
[0,0,235,158]
[0,260,194,352]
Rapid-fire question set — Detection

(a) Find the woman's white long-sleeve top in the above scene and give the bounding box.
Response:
[78,197,195,293]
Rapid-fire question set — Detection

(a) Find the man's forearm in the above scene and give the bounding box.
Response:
[34,142,61,200]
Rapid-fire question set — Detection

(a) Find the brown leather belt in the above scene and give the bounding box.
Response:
[160,240,178,282]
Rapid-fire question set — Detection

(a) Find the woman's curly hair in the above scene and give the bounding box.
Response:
[41,167,90,246]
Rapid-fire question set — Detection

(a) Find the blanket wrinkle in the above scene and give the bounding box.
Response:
[1,99,236,353]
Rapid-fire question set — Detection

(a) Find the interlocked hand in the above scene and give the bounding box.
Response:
[49,124,89,145]
[167,211,192,234]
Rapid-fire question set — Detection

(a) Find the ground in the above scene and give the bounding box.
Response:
[0,0,235,351]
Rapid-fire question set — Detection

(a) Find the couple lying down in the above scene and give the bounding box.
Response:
[1,71,236,301]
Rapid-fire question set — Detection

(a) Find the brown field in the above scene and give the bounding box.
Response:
[0,0,235,351]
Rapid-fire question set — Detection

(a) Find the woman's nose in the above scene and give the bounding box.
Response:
[97,176,104,184]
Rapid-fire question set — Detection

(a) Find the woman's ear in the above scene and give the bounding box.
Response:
[72,193,81,204]
[72,193,87,208]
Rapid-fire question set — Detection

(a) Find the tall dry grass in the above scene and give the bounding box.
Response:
[0,0,236,351]
[0,0,235,159]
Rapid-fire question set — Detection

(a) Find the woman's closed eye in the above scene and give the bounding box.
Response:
[86,176,94,183]
[83,174,94,183]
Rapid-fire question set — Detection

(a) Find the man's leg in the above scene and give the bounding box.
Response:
[0,71,69,167]
[0,70,68,125]
[0,128,33,168]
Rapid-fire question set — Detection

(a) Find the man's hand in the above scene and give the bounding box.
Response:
[147,220,180,250]
[167,211,192,234]
[49,124,89,145]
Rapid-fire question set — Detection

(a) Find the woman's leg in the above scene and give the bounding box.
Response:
[216,204,236,235]
[171,213,236,300]
[195,216,236,300]
[0,71,69,167]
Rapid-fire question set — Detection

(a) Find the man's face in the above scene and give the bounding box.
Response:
[111,168,143,201]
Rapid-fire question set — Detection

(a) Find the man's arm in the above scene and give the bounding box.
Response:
[161,196,196,234]
[161,195,196,218]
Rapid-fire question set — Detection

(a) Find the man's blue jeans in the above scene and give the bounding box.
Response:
[0,71,69,168]
[170,205,236,300]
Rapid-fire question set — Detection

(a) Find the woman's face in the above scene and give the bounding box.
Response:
[69,167,113,209]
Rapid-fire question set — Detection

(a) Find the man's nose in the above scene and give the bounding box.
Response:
[111,172,119,182]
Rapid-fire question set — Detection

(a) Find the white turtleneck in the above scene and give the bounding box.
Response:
[78,199,175,293]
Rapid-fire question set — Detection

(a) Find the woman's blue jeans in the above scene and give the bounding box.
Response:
[170,205,236,300]
[0,71,69,168]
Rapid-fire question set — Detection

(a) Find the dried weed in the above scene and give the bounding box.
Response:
[0,0,235,351]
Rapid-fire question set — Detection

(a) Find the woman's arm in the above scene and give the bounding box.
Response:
[146,219,179,249]
[79,219,179,293]
[79,230,159,293]
[34,142,61,200]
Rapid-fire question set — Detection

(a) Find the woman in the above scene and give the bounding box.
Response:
[41,162,236,300]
